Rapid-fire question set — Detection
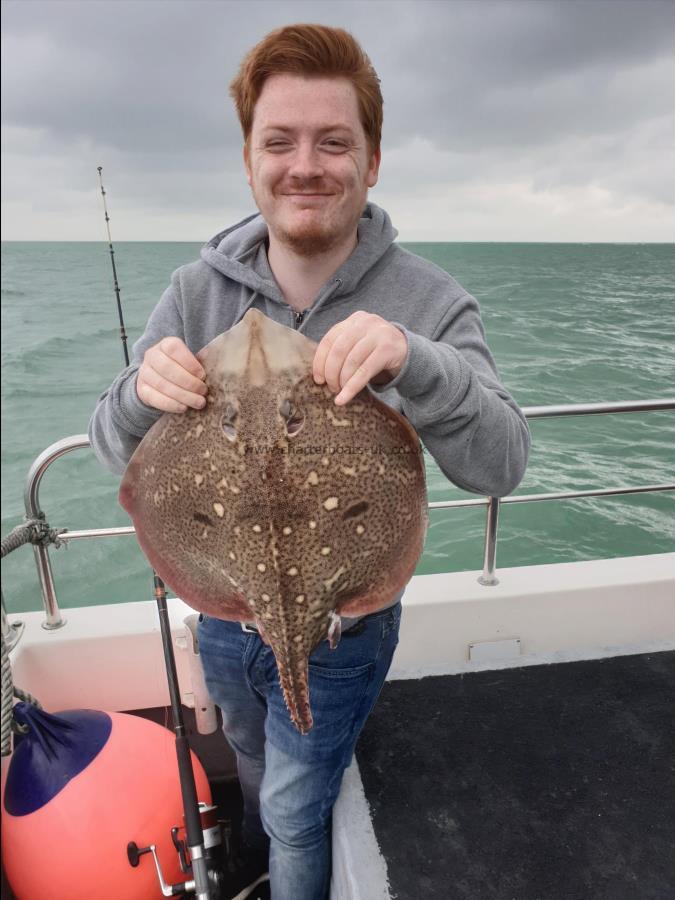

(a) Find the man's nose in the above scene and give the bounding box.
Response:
[287,141,325,180]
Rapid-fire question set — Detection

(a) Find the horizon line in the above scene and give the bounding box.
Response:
[2,239,674,246]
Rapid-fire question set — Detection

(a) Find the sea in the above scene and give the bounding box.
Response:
[1,241,673,615]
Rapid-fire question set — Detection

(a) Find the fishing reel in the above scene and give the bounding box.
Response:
[127,801,224,898]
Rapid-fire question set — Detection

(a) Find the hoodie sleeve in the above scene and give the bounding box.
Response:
[88,271,186,475]
[372,291,530,497]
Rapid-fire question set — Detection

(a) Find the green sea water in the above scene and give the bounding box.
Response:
[1,241,674,614]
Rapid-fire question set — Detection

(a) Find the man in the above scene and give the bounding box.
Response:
[89,23,530,900]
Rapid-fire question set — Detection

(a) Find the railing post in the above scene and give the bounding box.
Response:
[23,434,90,630]
[30,534,65,630]
[478,496,500,586]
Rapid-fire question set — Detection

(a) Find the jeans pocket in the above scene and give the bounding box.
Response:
[307,659,374,679]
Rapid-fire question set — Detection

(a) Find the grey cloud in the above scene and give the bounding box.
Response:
[2,0,674,240]
[5,0,674,151]
[378,2,675,152]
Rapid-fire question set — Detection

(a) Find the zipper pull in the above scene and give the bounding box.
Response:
[294,310,305,329]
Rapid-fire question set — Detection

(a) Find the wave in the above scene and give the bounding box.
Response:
[3,327,122,365]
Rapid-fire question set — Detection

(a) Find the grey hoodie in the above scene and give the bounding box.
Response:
[89,202,530,497]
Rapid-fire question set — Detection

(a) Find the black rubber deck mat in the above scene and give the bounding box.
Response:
[355,651,675,900]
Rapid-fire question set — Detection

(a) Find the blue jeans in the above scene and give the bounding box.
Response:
[197,600,402,900]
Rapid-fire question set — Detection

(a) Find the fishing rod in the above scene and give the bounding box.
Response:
[97,167,220,900]
[97,167,129,367]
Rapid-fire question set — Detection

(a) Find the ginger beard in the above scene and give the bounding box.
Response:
[262,184,361,257]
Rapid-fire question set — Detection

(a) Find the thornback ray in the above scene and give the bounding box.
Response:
[119,309,428,734]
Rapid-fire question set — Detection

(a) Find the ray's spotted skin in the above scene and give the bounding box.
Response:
[120,309,428,733]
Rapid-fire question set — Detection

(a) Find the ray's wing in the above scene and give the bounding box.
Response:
[119,414,252,622]
[304,391,428,619]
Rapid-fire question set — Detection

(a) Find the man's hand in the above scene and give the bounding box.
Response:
[312,312,407,406]
[136,337,207,413]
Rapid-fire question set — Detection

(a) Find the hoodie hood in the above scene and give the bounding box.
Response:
[200,202,398,304]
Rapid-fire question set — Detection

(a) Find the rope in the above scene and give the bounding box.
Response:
[1,519,66,558]
[1,623,41,757]
[0,519,59,756]
[1,628,13,755]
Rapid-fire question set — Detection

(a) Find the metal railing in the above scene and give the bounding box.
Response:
[17,398,675,629]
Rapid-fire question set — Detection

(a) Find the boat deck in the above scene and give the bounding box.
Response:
[351,650,675,899]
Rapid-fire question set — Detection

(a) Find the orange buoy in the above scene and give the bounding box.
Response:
[2,705,212,899]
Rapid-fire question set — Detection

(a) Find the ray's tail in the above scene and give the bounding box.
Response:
[277,659,313,734]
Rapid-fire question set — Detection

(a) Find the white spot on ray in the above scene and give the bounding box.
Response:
[253,525,262,533]
[323,496,339,511]
[195,474,204,487]
[323,565,347,590]
[306,471,319,486]
[321,546,331,556]
[356,524,365,535]
[295,594,306,604]
[287,567,298,576]
[326,409,351,427]
[213,502,225,517]
[257,563,266,572]
[283,526,293,535]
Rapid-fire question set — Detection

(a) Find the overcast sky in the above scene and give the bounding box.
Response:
[2,0,674,242]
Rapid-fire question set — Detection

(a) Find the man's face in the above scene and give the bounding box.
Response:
[244,74,381,256]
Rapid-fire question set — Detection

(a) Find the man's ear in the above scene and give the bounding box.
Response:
[367,147,381,188]
[243,142,252,186]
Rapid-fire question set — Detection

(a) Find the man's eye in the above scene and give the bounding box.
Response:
[322,140,348,152]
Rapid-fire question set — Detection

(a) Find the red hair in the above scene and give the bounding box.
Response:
[230,24,383,152]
